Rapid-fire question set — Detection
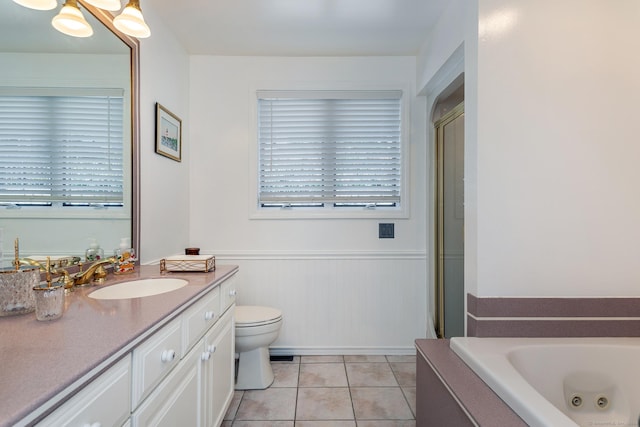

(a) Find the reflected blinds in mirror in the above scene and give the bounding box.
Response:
[0,87,124,205]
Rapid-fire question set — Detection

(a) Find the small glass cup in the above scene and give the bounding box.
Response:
[33,284,65,321]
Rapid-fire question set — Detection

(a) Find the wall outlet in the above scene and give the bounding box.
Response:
[379,223,394,239]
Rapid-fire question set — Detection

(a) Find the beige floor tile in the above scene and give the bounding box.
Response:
[224,390,244,420]
[232,422,295,427]
[301,355,344,363]
[401,387,416,417]
[351,387,414,420]
[298,363,348,387]
[236,387,297,421]
[295,422,356,427]
[296,387,354,420]
[343,355,387,363]
[345,362,398,387]
[385,355,416,363]
[356,421,416,427]
[390,362,416,387]
[272,363,300,387]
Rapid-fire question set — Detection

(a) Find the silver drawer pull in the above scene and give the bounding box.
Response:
[229,289,237,297]
[204,310,215,321]
[201,351,211,361]
[207,344,216,353]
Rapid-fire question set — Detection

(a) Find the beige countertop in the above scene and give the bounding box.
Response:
[0,264,239,427]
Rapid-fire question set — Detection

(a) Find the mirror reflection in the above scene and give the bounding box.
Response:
[0,1,134,265]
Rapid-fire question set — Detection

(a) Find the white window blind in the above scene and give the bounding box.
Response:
[0,87,124,205]
[257,90,402,207]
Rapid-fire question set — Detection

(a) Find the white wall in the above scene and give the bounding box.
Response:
[188,56,431,351]
[471,0,640,297]
[138,2,191,264]
[417,0,465,94]
[188,56,424,253]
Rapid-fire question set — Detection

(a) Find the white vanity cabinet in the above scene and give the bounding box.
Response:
[36,356,131,427]
[129,271,237,427]
[33,270,238,427]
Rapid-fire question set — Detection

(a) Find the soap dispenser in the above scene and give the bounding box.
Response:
[85,239,104,262]
[114,237,135,274]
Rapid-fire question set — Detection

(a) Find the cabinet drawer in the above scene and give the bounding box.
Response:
[132,316,182,409]
[220,273,238,315]
[182,286,220,354]
[131,344,200,427]
[37,356,131,427]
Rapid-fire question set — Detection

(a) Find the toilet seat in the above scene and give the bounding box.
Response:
[235,305,282,327]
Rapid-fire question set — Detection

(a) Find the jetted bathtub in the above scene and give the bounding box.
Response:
[450,337,640,427]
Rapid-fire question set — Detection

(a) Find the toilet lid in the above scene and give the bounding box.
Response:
[235,305,282,326]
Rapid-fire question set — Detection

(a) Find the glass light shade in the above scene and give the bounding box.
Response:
[52,1,94,38]
[83,0,122,12]
[12,0,57,10]
[113,1,150,38]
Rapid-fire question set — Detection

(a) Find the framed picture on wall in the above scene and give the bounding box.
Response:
[155,103,182,162]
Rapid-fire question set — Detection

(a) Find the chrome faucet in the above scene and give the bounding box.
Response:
[73,257,117,286]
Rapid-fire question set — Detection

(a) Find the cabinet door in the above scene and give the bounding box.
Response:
[202,307,235,427]
[37,356,131,427]
[131,344,201,427]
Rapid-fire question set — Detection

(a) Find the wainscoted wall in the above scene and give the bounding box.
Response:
[215,251,429,355]
[467,294,640,337]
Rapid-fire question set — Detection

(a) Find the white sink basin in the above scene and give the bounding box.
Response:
[88,278,188,300]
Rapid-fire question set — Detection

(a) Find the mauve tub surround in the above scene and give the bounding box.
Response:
[415,339,527,427]
[467,294,640,337]
[450,337,640,427]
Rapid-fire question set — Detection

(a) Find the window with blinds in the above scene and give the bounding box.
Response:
[0,87,124,207]
[257,90,402,209]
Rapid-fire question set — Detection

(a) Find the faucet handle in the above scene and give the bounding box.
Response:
[93,265,108,284]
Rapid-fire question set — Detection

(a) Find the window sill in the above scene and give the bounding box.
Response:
[249,207,409,220]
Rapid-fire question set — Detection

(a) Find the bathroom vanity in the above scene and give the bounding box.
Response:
[0,264,238,427]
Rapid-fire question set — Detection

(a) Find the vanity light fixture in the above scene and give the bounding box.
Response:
[113,0,151,38]
[12,0,57,10]
[14,0,151,39]
[83,0,121,11]
[51,0,94,38]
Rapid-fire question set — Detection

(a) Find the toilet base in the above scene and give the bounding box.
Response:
[235,346,274,390]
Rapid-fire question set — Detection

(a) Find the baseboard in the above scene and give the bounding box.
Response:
[268,346,416,356]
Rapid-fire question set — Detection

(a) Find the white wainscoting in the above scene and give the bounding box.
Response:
[215,251,429,355]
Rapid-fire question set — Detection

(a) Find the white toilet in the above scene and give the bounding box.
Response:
[234,305,283,390]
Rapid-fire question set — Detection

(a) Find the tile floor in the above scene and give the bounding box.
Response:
[222,355,416,427]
